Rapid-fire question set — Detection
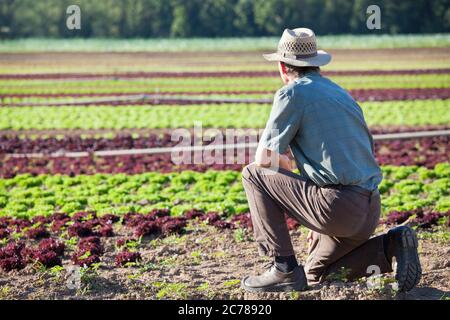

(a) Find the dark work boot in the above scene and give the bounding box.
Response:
[241,262,308,292]
[384,226,422,292]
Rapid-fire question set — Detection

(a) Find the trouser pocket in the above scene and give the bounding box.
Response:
[320,188,372,238]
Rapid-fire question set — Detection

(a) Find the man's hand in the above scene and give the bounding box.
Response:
[255,147,293,171]
[279,154,293,171]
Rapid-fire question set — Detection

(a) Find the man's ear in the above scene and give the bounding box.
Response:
[278,62,289,84]
[279,62,287,75]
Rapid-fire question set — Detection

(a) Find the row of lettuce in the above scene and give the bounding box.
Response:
[1,100,449,130]
[1,74,449,95]
[0,164,448,219]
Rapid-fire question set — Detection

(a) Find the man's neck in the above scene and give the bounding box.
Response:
[300,69,320,77]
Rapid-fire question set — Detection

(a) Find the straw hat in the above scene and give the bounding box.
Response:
[263,28,331,67]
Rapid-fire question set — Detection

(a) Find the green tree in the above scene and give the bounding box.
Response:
[253,0,304,35]
[318,0,353,34]
[197,0,237,37]
[0,0,15,38]
[1,0,449,38]
[170,0,194,37]
[233,0,260,36]
[138,0,173,37]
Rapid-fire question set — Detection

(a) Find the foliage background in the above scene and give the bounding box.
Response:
[0,0,449,38]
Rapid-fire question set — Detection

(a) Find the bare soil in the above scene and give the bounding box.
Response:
[0,223,448,300]
[1,48,449,74]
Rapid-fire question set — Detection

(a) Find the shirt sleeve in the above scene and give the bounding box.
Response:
[258,87,302,154]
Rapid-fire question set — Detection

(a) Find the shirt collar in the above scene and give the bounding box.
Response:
[302,70,321,77]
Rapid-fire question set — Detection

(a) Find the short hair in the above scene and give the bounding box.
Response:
[282,63,320,77]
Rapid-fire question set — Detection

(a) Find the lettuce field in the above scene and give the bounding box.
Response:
[0,41,449,300]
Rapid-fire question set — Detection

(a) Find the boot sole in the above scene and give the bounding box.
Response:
[241,277,307,293]
[395,226,422,292]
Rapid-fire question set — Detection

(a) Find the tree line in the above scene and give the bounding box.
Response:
[0,0,449,38]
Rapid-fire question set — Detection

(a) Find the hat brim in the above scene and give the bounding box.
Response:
[262,50,331,67]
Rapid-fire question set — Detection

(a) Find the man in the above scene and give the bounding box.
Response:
[240,28,422,292]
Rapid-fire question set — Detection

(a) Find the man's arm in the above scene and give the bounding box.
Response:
[256,87,301,172]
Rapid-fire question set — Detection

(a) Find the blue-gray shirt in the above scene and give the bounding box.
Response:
[259,71,382,191]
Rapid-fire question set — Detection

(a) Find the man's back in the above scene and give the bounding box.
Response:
[260,70,382,191]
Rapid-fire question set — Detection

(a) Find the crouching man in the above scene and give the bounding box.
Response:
[241,28,421,292]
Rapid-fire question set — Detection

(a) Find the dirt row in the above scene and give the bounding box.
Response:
[0,223,448,300]
[1,48,449,73]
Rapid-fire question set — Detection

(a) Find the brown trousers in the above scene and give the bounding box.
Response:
[242,163,392,284]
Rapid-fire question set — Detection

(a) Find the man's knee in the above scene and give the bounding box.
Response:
[241,163,259,181]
